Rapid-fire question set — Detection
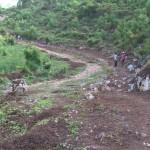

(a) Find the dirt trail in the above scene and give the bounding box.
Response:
[28,44,101,88]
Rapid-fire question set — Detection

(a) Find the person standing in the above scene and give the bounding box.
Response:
[121,52,125,67]
[114,52,118,67]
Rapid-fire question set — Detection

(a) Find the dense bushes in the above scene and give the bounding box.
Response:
[0,0,150,56]
[24,45,51,71]
[0,37,78,84]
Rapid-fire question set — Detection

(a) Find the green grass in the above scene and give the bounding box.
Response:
[90,63,112,80]
[9,121,27,135]
[36,117,53,126]
[67,121,79,137]
[97,103,105,112]
[0,44,26,74]
[0,110,5,124]
[49,58,69,77]
[32,99,54,113]
[66,66,86,77]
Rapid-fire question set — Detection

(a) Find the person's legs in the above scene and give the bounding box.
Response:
[114,60,117,67]
[121,59,125,67]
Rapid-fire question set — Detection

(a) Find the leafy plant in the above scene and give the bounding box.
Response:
[98,103,105,112]
[67,121,79,137]
[10,121,27,135]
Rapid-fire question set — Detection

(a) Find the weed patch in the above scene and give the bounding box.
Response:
[32,99,54,113]
[67,121,79,137]
[9,121,27,135]
[97,103,105,112]
[36,117,53,126]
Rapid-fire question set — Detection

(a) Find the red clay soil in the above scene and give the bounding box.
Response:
[0,43,150,150]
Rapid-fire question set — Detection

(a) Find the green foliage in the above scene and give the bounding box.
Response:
[0,0,150,56]
[9,121,27,135]
[143,39,150,54]
[71,17,79,28]
[0,35,6,46]
[24,47,41,70]
[45,12,57,28]
[23,26,39,40]
[0,110,5,124]
[24,45,51,72]
[67,121,79,137]
[87,31,107,47]
[32,99,53,113]
[0,41,77,85]
[0,44,25,74]
[37,118,51,126]
[98,103,105,112]
[0,77,10,91]
[5,36,16,45]
[146,0,150,14]
[49,58,69,77]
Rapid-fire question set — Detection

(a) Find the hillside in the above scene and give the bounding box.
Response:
[0,1,150,150]
[0,0,150,56]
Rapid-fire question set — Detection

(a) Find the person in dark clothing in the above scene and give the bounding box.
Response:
[114,52,118,67]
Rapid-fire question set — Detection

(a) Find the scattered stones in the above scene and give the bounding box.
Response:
[54,119,58,123]
[122,77,127,81]
[99,132,106,141]
[79,46,86,50]
[127,64,135,72]
[139,75,150,91]
[128,64,150,91]
[141,133,147,138]
[85,92,95,100]
[89,84,99,93]
[143,142,150,147]
[90,130,93,133]
[133,59,138,62]
[97,58,106,63]
[101,84,111,92]
[127,109,131,112]
[105,80,111,84]
[128,84,135,92]
[118,84,122,88]
[72,110,78,114]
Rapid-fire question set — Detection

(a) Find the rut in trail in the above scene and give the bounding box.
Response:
[29,44,101,89]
